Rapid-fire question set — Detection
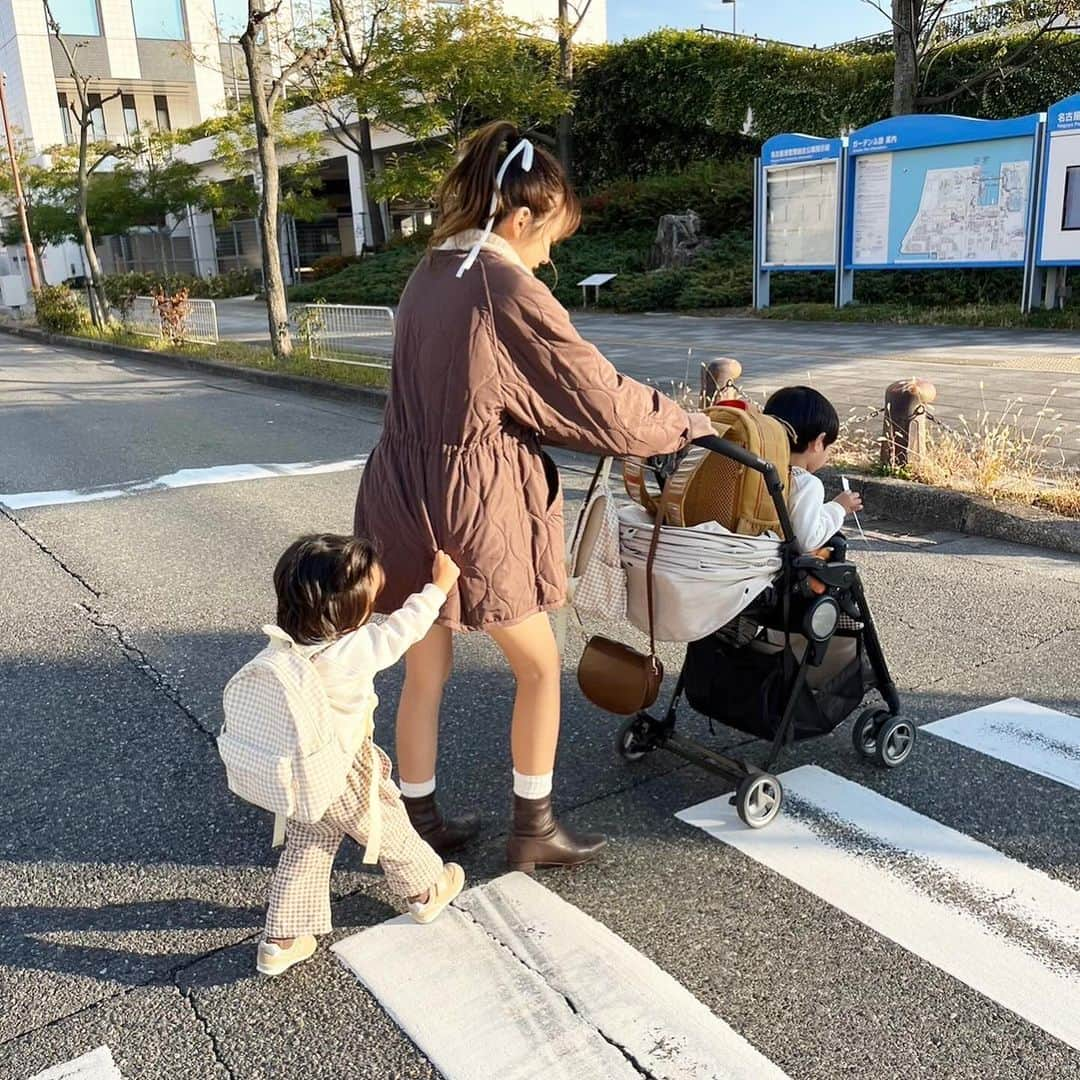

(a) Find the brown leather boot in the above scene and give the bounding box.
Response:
[402,794,480,856]
[506,794,607,873]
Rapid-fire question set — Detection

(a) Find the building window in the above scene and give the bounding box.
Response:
[88,93,106,139]
[58,93,73,144]
[46,0,100,36]
[122,94,139,137]
[131,0,185,39]
[154,95,171,131]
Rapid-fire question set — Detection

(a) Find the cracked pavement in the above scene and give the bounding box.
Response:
[1,334,1079,1079]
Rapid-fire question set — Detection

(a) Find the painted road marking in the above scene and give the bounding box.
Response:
[677,765,1080,1052]
[0,457,368,510]
[29,1046,122,1079]
[925,697,1080,792]
[333,872,788,1080]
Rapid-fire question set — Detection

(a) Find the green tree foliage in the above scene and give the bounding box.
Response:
[570,28,1080,187]
[204,104,328,223]
[357,1,570,202]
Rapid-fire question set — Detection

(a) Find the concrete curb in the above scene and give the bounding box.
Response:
[821,470,1080,557]
[0,323,391,411]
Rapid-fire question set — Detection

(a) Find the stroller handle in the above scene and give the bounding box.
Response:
[691,434,797,543]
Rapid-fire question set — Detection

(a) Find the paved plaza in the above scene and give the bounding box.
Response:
[1,332,1079,1079]
[223,299,1080,463]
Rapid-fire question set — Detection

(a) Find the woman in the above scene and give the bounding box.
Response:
[354,121,712,872]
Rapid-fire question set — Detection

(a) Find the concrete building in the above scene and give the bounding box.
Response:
[0,0,607,287]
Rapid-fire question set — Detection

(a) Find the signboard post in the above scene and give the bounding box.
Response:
[1032,93,1080,311]
[842,113,1042,310]
[753,133,844,309]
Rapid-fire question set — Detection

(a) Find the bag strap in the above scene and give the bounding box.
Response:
[644,484,673,661]
[569,456,613,557]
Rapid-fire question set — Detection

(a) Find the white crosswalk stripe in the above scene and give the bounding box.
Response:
[333,872,789,1080]
[28,1046,121,1080]
[677,762,1080,1053]
[0,457,368,510]
[924,697,1080,791]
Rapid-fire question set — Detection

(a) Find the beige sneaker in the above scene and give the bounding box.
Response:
[408,862,465,925]
[256,934,317,976]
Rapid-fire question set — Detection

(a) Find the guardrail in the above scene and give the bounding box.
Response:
[292,303,394,368]
[125,295,220,345]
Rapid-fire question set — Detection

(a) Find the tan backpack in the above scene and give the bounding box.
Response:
[623,404,792,537]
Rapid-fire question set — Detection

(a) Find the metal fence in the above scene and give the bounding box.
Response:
[292,303,395,368]
[125,295,220,345]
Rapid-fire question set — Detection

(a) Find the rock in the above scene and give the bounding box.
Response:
[651,210,712,269]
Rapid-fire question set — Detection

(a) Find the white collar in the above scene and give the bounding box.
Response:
[435,230,531,275]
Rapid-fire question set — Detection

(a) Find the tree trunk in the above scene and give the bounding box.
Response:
[241,24,292,359]
[556,0,574,176]
[75,123,108,326]
[892,0,919,116]
[358,117,386,250]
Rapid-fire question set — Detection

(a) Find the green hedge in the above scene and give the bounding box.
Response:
[102,269,260,306]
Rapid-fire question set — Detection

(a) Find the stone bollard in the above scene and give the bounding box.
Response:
[701,357,743,406]
[882,378,937,468]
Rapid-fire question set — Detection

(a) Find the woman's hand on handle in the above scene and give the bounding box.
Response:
[432,550,461,594]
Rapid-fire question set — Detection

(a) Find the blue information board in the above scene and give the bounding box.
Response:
[757,134,843,277]
[1036,93,1080,268]
[844,113,1041,270]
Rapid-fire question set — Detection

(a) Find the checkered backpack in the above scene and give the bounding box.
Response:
[219,629,352,825]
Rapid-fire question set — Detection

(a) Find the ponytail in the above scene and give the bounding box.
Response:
[431,121,581,252]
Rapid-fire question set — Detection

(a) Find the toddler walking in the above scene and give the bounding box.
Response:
[763,386,863,552]
[223,534,464,977]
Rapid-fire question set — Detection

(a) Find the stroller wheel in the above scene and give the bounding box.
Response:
[735,773,783,829]
[874,717,917,768]
[852,707,889,760]
[617,716,652,762]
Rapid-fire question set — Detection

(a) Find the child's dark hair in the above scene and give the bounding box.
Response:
[274,534,381,645]
[430,120,581,247]
[763,386,840,453]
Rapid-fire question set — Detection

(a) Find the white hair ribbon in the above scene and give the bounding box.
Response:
[456,137,535,278]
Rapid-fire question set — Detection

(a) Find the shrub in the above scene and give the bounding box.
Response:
[33,285,89,334]
[310,254,360,280]
[152,287,192,346]
[102,268,259,306]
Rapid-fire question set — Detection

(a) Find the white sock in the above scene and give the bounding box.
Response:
[513,769,553,800]
[400,776,436,799]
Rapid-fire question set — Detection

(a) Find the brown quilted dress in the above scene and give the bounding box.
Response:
[353,245,703,632]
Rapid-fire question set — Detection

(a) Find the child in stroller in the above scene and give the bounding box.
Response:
[612,392,914,829]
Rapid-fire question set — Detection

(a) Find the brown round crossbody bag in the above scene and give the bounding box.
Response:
[576,477,668,715]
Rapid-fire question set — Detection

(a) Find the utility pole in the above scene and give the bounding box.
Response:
[0,73,42,291]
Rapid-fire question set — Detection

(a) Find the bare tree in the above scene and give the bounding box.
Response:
[556,0,594,177]
[42,0,121,325]
[237,0,328,359]
[866,0,1080,116]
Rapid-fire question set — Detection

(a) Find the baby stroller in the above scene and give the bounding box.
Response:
[606,429,913,830]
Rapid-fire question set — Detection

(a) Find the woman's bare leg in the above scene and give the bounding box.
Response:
[397,624,478,854]
[487,613,562,776]
[396,624,453,785]
[489,612,605,871]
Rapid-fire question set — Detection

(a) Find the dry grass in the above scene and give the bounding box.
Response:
[657,364,1080,521]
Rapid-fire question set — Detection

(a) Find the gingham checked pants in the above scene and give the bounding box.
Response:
[265,742,443,939]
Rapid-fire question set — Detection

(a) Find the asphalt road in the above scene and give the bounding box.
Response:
[2,333,1079,1079]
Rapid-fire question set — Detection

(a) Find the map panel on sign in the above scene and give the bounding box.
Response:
[852,135,1034,267]
[764,162,837,266]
